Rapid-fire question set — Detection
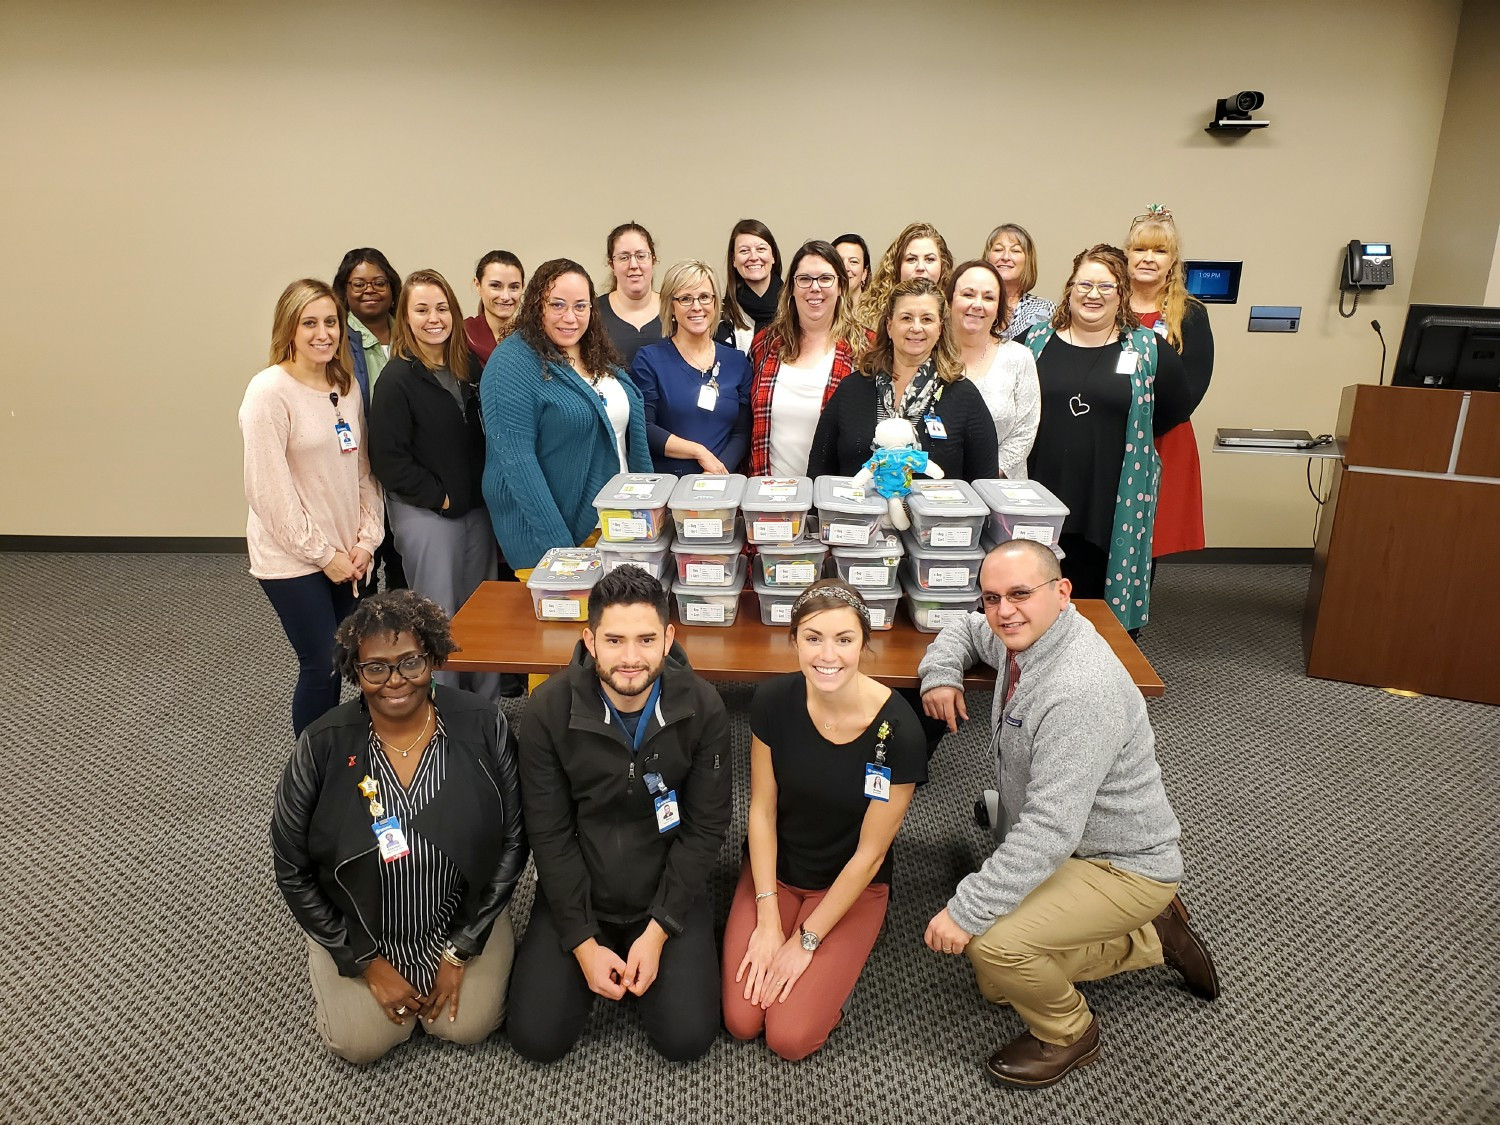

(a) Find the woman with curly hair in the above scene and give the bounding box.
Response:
[807,277,998,483]
[746,241,865,477]
[271,590,528,1064]
[1025,245,1192,631]
[857,222,954,334]
[1123,207,1215,559]
[479,258,652,572]
[984,224,1054,343]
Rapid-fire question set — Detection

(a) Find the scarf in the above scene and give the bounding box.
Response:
[876,358,942,427]
[736,274,783,331]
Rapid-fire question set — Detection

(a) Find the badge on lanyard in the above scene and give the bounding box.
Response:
[373,816,410,861]
[697,362,720,412]
[1115,347,1138,375]
[643,769,681,833]
[330,392,357,452]
[924,415,948,440]
[864,720,892,802]
[1152,320,1169,339]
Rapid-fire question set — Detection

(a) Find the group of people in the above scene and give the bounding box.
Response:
[240,209,1214,736]
[271,550,1220,1087]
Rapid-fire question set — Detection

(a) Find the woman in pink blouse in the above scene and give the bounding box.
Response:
[239,279,385,735]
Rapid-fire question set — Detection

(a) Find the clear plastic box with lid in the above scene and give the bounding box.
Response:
[904,479,989,550]
[667,473,747,545]
[525,547,605,621]
[592,472,676,543]
[740,476,814,544]
[971,478,1070,548]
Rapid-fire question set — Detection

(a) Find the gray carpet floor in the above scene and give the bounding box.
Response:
[2,553,1496,1124]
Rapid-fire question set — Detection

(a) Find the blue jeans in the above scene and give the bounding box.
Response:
[259,572,357,736]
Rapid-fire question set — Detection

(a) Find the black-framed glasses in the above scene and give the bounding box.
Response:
[793,273,838,290]
[348,278,390,293]
[356,652,431,684]
[980,579,1057,608]
[1071,281,1117,296]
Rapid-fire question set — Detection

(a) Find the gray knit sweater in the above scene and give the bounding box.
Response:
[917,604,1183,935]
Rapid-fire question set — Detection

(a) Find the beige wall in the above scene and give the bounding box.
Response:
[0,0,1466,543]
[1411,0,1500,306]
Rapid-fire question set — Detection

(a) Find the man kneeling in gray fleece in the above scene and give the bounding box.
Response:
[917,539,1220,1090]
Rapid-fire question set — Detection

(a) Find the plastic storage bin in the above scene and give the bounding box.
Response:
[902,532,984,592]
[673,557,747,626]
[596,534,674,580]
[861,590,900,631]
[741,476,814,544]
[752,577,800,626]
[754,540,828,589]
[905,479,989,550]
[593,472,675,543]
[830,541,905,592]
[972,478,1070,548]
[668,473,747,544]
[526,547,605,621]
[669,532,745,587]
[901,576,981,633]
[813,476,889,548]
[980,531,1066,562]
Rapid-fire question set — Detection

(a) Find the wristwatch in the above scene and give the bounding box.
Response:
[799,924,821,952]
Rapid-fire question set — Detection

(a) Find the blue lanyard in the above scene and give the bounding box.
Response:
[600,678,662,753]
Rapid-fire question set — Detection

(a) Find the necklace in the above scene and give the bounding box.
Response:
[813,680,869,733]
[1058,329,1126,417]
[963,339,993,377]
[380,704,433,760]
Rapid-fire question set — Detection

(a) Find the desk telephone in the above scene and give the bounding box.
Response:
[1339,240,1393,318]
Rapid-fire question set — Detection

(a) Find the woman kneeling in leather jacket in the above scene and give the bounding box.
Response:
[271,590,527,1063]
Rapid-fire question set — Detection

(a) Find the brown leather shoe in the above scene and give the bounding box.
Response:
[1154,895,1221,1000]
[984,1016,1100,1089]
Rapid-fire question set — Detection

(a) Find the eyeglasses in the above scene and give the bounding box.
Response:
[613,251,653,265]
[980,579,1058,608]
[355,652,431,684]
[348,278,390,293]
[794,273,839,290]
[546,299,592,316]
[1071,281,1118,296]
[672,292,716,308]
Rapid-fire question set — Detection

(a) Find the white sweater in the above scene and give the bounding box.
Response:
[966,340,1040,481]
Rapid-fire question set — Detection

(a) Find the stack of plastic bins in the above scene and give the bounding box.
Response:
[669,531,747,587]
[525,547,605,622]
[667,473,747,545]
[593,472,676,544]
[672,556,748,626]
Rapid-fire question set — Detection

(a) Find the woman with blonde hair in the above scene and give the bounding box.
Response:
[239,278,384,734]
[807,277,997,483]
[630,259,753,475]
[858,222,954,334]
[984,223,1054,342]
[369,268,500,700]
[747,241,865,477]
[1123,206,1215,559]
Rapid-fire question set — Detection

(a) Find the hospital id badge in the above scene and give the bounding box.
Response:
[697,383,718,412]
[335,419,358,452]
[654,789,682,833]
[864,763,891,802]
[372,816,410,862]
[1115,349,1138,375]
[924,415,947,439]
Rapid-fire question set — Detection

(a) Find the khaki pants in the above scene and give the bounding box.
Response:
[966,859,1177,1046]
[305,910,516,1064]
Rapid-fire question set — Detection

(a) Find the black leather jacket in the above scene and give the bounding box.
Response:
[270,685,527,977]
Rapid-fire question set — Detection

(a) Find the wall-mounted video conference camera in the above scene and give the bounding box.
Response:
[1206,91,1268,135]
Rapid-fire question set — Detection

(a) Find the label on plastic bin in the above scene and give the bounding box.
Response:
[826,522,872,546]
[931,526,973,548]
[770,602,792,624]
[1001,485,1041,501]
[868,607,887,628]
[848,565,892,587]
[1014,524,1055,545]
[774,563,816,585]
[685,602,727,623]
[759,480,799,497]
[928,609,970,628]
[919,487,965,502]
[686,563,727,584]
[928,566,972,587]
[615,482,657,497]
[753,519,794,542]
[692,478,728,492]
[540,597,582,620]
[831,486,867,501]
[607,516,650,539]
[683,518,724,538]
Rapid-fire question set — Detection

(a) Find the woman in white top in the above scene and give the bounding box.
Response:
[239,278,384,735]
[747,241,865,478]
[946,259,1040,480]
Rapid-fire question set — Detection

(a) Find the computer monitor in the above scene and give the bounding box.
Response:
[1392,304,1500,392]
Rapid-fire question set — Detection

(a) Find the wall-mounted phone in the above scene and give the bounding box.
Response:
[1339,241,1393,318]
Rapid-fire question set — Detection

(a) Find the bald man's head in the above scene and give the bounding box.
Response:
[978,539,1070,651]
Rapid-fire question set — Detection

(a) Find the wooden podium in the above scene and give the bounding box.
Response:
[1303,384,1500,705]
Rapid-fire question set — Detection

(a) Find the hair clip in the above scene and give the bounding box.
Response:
[1134,204,1174,224]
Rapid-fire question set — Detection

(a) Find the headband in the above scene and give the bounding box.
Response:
[1133,203,1174,224]
[792,584,869,623]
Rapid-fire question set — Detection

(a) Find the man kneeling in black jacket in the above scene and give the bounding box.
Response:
[508,565,732,1062]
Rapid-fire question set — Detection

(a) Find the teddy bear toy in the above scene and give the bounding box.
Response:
[850,417,944,531]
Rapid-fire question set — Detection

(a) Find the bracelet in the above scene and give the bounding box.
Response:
[441,944,469,968]
[754,890,778,902]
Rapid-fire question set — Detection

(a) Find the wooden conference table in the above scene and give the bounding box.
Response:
[448,582,1164,697]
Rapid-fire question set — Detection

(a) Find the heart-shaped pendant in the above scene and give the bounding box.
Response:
[1069,394,1090,417]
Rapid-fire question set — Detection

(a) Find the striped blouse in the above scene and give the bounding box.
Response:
[370,717,467,993]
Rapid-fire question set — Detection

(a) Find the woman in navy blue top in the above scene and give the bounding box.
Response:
[630,260,752,476]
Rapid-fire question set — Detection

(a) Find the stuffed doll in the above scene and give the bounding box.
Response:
[851,417,945,531]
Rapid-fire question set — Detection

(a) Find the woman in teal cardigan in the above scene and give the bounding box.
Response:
[480,259,653,571]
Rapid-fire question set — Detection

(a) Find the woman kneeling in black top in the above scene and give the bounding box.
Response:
[721,579,926,1060]
[807,277,998,483]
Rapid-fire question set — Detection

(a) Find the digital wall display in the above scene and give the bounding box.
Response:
[1185,260,1243,304]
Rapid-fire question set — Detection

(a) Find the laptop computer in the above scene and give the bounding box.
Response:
[1215,428,1329,449]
